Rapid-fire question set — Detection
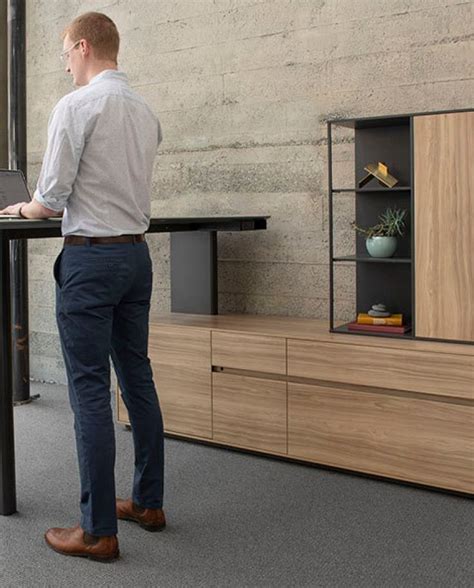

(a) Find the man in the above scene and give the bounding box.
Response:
[0,12,165,561]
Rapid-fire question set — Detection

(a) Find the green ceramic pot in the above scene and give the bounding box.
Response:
[365,236,397,258]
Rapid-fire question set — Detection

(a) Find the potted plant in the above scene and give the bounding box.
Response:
[351,207,408,258]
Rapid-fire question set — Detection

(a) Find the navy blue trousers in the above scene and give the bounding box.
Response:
[53,239,164,536]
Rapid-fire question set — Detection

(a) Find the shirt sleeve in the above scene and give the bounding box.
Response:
[33,98,86,212]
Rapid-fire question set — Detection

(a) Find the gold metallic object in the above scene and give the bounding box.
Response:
[358,162,399,188]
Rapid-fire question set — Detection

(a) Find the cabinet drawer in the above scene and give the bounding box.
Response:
[149,324,210,369]
[141,324,212,438]
[155,366,212,438]
[117,367,212,438]
[288,382,474,493]
[212,331,286,375]
[288,339,474,400]
[213,372,287,454]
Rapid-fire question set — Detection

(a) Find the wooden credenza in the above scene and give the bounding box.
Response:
[116,314,474,494]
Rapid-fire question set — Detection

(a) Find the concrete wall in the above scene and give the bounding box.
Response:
[25,0,474,383]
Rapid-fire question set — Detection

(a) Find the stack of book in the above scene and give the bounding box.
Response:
[347,313,411,334]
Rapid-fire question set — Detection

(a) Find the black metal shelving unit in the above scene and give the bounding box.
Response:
[327,108,474,343]
[328,114,414,340]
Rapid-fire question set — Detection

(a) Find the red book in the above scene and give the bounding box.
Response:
[347,322,411,334]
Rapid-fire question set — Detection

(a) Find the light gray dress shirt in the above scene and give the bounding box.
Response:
[34,69,162,237]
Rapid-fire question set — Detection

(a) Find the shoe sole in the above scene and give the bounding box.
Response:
[45,536,120,562]
[117,515,166,533]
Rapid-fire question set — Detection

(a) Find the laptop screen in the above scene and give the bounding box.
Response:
[0,170,32,209]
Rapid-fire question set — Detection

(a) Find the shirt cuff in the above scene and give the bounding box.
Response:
[33,189,66,212]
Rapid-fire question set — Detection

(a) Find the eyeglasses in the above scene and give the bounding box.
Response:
[60,40,81,62]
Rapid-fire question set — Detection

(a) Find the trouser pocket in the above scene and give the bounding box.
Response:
[53,249,65,288]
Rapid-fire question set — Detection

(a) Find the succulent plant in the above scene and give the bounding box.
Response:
[351,207,408,238]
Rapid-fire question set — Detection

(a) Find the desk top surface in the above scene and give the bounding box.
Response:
[0,215,269,239]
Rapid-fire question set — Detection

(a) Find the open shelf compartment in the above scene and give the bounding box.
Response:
[328,115,414,337]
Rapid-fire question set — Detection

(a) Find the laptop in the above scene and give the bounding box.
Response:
[0,169,61,221]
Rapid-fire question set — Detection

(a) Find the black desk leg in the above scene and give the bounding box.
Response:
[0,234,16,515]
[170,231,217,314]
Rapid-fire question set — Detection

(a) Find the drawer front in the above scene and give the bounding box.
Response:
[213,372,287,454]
[156,366,212,438]
[288,339,474,400]
[212,331,286,375]
[149,324,210,369]
[288,382,474,493]
[117,366,212,439]
[147,324,212,438]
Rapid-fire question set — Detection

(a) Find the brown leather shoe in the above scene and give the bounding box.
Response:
[116,498,166,532]
[44,525,119,562]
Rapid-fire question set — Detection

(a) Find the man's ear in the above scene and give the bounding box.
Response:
[80,39,91,58]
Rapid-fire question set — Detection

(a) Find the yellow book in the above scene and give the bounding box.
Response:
[357,313,403,326]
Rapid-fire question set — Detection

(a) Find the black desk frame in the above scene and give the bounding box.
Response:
[0,215,267,515]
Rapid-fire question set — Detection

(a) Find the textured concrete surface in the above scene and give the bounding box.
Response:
[22,0,474,382]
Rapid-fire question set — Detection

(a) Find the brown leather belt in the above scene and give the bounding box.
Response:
[64,234,145,246]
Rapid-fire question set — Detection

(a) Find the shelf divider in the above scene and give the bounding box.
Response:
[333,256,411,264]
[332,187,411,193]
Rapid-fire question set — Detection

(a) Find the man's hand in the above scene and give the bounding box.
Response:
[0,199,62,219]
[0,202,27,216]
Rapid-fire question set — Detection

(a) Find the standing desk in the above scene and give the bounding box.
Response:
[0,215,268,515]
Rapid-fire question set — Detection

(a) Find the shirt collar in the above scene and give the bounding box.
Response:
[88,69,128,85]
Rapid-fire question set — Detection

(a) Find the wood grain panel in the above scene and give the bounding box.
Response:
[153,325,212,438]
[117,366,212,438]
[114,314,474,493]
[414,112,474,342]
[116,365,212,439]
[152,313,474,356]
[155,366,212,438]
[288,382,474,493]
[213,372,287,453]
[212,331,286,374]
[119,324,212,438]
[116,390,128,424]
[288,339,474,400]
[149,324,210,369]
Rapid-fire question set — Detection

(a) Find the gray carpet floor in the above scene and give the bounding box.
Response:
[0,382,472,587]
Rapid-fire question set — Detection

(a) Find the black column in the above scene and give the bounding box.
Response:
[8,0,31,404]
[0,232,17,515]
